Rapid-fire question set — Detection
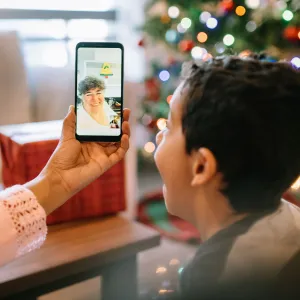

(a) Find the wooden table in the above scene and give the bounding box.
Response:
[0,216,160,300]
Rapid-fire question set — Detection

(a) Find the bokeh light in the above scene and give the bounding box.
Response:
[206,17,218,29]
[168,6,180,18]
[282,10,293,21]
[169,258,180,266]
[179,40,194,52]
[197,32,208,43]
[159,289,174,295]
[246,21,257,32]
[191,46,207,59]
[276,0,287,10]
[165,29,178,43]
[199,11,211,24]
[291,176,300,190]
[167,94,173,103]
[157,118,167,130]
[162,280,171,288]
[177,23,187,33]
[159,70,170,81]
[181,17,192,29]
[215,42,225,54]
[223,34,235,46]
[161,14,171,24]
[245,0,260,9]
[203,53,213,61]
[291,57,300,68]
[144,142,156,153]
[222,0,234,11]
[156,266,167,274]
[177,23,186,33]
[142,114,152,125]
[239,50,252,58]
[236,6,246,16]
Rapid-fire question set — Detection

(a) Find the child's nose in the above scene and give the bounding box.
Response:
[156,130,163,146]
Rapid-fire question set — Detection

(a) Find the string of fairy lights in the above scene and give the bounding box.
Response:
[164,0,299,60]
[140,0,300,191]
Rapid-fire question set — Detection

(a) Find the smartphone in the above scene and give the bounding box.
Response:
[75,42,124,142]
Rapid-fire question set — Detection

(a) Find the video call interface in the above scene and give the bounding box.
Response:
[76,47,122,136]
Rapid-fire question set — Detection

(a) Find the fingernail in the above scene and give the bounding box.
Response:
[68,105,73,113]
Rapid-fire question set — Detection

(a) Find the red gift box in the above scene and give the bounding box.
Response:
[0,120,126,225]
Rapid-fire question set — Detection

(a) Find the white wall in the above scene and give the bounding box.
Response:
[77,47,122,98]
[0,32,32,125]
[116,0,147,83]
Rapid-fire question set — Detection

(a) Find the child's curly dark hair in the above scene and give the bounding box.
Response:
[78,76,105,95]
[181,55,300,213]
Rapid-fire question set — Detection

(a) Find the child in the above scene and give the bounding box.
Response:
[154,55,300,299]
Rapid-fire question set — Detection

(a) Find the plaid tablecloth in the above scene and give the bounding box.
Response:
[0,120,126,225]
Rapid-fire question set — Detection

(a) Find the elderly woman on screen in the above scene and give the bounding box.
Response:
[77,76,118,134]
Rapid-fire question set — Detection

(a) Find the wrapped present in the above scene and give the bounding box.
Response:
[0,120,126,225]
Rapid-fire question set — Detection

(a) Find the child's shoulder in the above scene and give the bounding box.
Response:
[181,201,300,296]
[218,201,300,280]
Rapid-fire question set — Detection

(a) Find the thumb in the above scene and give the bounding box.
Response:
[61,105,75,141]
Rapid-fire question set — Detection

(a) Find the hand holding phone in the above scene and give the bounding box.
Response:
[32,106,130,214]
[75,42,124,142]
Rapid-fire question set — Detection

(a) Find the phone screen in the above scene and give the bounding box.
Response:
[75,43,123,141]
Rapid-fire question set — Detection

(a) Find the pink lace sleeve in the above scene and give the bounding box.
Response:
[0,185,47,264]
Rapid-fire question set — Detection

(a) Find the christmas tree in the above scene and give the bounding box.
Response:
[138,0,299,164]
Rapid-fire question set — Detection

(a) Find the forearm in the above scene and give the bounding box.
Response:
[0,185,47,265]
[24,171,70,216]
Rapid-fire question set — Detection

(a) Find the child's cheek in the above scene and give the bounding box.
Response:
[154,140,163,168]
[154,137,170,175]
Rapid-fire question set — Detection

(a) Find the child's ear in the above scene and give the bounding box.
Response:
[191,148,217,187]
